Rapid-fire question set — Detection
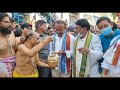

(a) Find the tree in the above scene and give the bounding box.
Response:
[112,13,117,21]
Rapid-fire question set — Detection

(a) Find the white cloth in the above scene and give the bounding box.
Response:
[49,33,75,73]
[74,33,103,77]
[101,38,120,77]
[0,62,8,76]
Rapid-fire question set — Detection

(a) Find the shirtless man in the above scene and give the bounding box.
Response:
[0,13,16,77]
[13,31,54,77]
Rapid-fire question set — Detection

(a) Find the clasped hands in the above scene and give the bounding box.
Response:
[52,50,66,56]
[77,47,90,55]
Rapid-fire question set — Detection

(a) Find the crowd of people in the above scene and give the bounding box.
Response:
[1,13,120,78]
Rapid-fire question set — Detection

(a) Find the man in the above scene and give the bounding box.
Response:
[96,17,120,74]
[101,35,120,77]
[9,17,16,31]
[72,19,103,77]
[49,20,74,77]
[0,13,16,77]
[35,20,52,77]
[90,25,95,33]
[68,24,76,37]
[48,26,55,36]
[13,31,54,77]
[15,23,32,45]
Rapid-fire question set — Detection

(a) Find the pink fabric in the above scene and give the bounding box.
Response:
[0,56,16,77]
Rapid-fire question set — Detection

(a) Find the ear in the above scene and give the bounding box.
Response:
[28,37,32,42]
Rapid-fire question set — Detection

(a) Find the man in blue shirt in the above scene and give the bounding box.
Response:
[96,17,120,74]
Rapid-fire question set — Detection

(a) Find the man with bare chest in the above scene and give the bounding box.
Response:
[0,13,16,77]
[13,31,54,77]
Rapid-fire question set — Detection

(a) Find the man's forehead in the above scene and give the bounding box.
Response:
[55,23,64,27]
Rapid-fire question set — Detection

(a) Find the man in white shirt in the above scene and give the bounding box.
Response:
[72,19,103,77]
[49,20,74,77]
[101,35,120,77]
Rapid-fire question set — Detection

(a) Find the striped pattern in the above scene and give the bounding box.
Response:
[0,56,16,77]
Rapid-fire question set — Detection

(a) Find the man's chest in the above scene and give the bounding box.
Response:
[0,36,15,51]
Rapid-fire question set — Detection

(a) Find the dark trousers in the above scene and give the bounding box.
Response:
[37,66,52,77]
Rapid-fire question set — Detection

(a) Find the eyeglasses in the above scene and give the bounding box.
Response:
[2,21,11,24]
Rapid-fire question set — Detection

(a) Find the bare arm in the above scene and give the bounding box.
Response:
[18,40,51,57]
[101,68,108,77]
[36,53,50,68]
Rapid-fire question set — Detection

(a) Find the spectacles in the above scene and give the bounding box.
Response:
[2,21,11,24]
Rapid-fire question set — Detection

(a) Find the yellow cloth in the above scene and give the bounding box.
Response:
[13,70,38,78]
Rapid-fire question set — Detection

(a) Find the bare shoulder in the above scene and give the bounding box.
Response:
[17,44,25,50]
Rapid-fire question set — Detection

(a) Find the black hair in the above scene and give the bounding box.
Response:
[21,23,32,29]
[14,29,22,37]
[112,21,118,31]
[15,25,19,29]
[0,13,9,21]
[9,17,15,23]
[75,18,90,30]
[96,17,111,25]
[35,20,46,30]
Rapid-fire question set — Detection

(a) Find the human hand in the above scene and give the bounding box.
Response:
[45,36,53,43]
[57,50,66,56]
[78,47,90,54]
[20,35,26,44]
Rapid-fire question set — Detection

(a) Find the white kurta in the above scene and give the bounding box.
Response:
[49,32,75,73]
[101,38,120,77]
[74,33,103,77]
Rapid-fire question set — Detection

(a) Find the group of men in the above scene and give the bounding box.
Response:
[1,13,120,78]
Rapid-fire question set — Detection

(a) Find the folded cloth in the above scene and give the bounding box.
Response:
[13,70,38,78]
[0,56,16,77]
